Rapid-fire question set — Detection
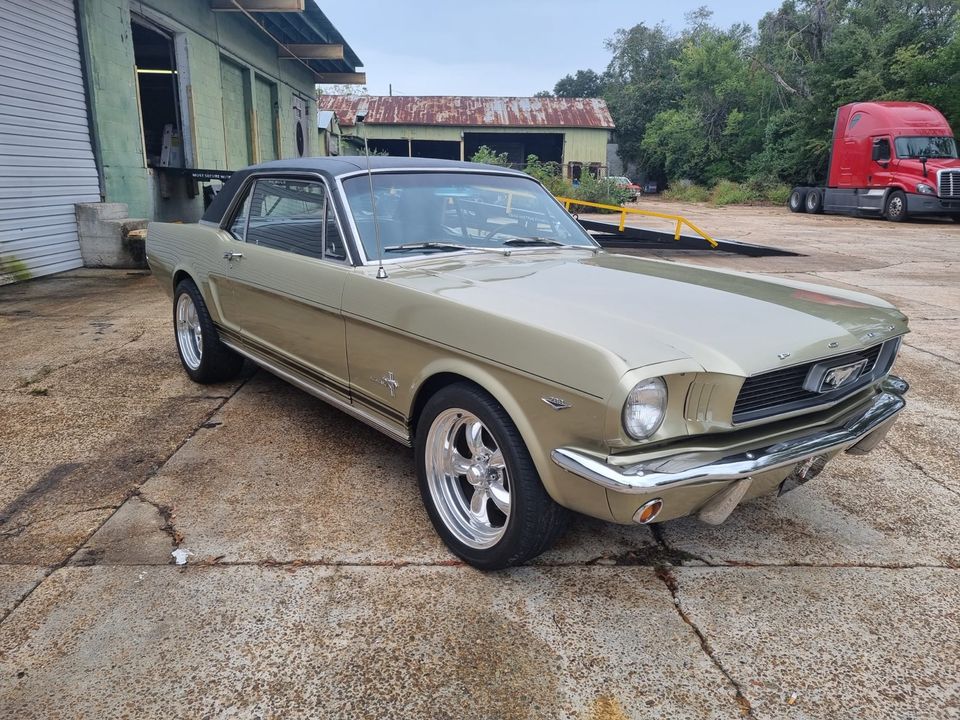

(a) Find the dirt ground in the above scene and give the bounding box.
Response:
[0,201,958,719]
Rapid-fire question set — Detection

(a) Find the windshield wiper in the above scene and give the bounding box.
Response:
[384,242,472,253]
[383,242,506,256]
[501,237,565,247]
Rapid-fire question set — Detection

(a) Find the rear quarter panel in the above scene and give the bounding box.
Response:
[146,222,232,322]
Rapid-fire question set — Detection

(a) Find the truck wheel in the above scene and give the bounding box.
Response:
[173,279,244,383]
[788,188,808,213]
[884,190,908,222]
[804,189,824,214]
[416,382,570,569]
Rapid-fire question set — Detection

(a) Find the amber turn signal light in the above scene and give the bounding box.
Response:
[633,498,663,524]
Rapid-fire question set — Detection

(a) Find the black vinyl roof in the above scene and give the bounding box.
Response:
[202,157,526,223]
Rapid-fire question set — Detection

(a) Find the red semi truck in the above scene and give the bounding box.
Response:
[789,101,960,222]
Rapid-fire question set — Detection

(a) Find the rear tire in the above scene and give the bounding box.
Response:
[884,190,908,222]
[173,279,244,384]
[788,188,808,213]
[804,188,824,214]
[415,383,570,570]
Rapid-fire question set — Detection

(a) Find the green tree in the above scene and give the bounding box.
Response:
[552,69,605,97]
[601,22,682,180]
[550,0,960,188]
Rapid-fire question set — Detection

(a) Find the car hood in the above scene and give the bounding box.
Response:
[379,249,907,384]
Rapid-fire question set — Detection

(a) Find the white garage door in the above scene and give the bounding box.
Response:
[0,0,101,283]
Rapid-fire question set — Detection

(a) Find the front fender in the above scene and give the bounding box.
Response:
[408,357,614,519]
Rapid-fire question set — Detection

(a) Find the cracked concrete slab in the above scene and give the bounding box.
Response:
[671,567,960,719]
[0,205,957,718]
[893,345,960,417]
[660,444,960,567]
[0,274,244,567]
[885,405,960,496]
[0,565,46,620]
[0,395,226,565]
[0,565,737,720]
[0,314,156,393]
[135,372,663,567]
[70,496,174,566]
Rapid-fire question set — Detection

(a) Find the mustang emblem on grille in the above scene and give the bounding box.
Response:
[803,358,869,394]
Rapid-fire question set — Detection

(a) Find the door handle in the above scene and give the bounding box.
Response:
[224,252,243,260]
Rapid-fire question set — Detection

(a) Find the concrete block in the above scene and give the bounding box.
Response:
[75,203,148,269]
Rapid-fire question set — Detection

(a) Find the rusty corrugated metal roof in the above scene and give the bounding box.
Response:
[320,96,615,129]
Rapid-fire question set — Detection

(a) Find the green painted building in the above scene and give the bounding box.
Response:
[0,0,362,282]
[319,96,615,180]
[80,0,362,221]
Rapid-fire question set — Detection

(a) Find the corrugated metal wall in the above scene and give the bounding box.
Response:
[0,0,101,282]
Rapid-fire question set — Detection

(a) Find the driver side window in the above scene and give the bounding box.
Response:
[224,176,348,263]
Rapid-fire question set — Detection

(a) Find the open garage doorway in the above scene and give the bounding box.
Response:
[368,139,408,156]
[131,19,184,169]
[412,140,460,160]
[463,132,563,168]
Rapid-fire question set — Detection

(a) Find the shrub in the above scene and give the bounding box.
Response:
[522,154,571,197]
[663,182,711,203]
[566,172,631,212]
[663,179,791,206]
[710,179,758,206]
[764,184,792,205]
[470,145,511,167]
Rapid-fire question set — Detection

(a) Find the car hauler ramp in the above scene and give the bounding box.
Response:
[557,197,798,257]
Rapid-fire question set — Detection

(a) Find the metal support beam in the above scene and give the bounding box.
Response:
[211,0,305,10]
[315,72,366,85]
[279,43,344,60]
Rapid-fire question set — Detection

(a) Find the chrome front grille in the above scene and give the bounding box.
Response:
[940,170,960,198]
[733,341,893,424]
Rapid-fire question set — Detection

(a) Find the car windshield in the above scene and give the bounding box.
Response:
[609,176,630,184]
[894,136,958,159]
[341,171,597,259]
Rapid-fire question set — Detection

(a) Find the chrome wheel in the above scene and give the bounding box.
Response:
[424,409,511,549]
[175,293,203,370]
[887,195,904,218]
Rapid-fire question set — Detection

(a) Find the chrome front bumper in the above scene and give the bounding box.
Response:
[551,376,908,497]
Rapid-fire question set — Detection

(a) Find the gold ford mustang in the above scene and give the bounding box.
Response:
[146,157,909,569]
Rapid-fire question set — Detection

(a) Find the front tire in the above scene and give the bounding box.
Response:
[884,190,908,222]
[416,383,569,569]
[173,279,244,384]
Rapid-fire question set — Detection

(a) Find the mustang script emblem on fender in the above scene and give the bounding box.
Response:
[803,358,869,394]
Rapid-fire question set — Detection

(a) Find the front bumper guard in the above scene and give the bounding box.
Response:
[551,376,908,496]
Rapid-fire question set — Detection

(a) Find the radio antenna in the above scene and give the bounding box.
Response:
[356,108,386,279]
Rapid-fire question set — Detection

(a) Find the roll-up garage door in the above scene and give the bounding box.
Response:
[0,0,101,283]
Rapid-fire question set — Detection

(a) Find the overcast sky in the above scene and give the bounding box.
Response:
[322,1,776,97]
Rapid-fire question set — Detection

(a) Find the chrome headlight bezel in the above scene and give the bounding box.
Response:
[622,377,667,440]
[916,183,935,195]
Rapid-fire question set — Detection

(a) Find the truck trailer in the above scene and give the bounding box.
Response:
[789,102,960,222]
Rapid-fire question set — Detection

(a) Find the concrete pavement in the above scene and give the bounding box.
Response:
[0,206,958,719]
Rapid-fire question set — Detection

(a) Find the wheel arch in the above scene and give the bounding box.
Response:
[172,267,194,291]
[406,360,563,502]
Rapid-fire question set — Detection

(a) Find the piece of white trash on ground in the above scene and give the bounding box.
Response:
[171,548,193,566]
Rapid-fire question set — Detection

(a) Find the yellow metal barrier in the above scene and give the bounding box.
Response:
[556,197,718,249]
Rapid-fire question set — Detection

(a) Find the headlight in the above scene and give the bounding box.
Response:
[622,377,667,440]
[916,183,935,195]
